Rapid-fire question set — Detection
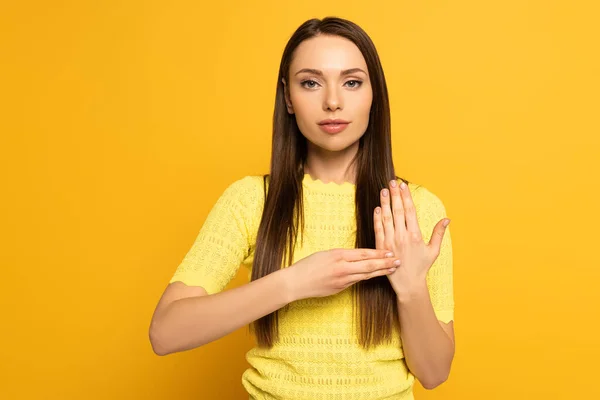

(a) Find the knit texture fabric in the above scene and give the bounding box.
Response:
[169,174,454,400]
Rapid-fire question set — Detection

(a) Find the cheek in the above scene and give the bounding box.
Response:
[290,95,318,131]
[359,91,373,116]
[353,97,372,131]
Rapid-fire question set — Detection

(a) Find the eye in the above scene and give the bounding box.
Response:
[299,79,363,89]
[300,79,319,89]
[345,80,363,88]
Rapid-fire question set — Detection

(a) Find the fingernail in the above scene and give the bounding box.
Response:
[390,180,397,188]
[382,189,388,197]
[388,268,396,273]
[393,259,401,266]
[385,252,394,258]
[443,219,451,227]
[400,181,407,190]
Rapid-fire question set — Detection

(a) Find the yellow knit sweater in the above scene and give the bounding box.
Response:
[169,174,454,400]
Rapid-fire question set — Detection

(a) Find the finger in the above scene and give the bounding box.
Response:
[345,257,400,275]
[399,180,421,237]
[373,207,385,250]
[380,188,395,248]
[341,248,394,262]
[389,179,406,239]
[348,266,398,284]
[427,218,450,256]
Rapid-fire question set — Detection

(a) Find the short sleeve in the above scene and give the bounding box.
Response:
[413,185,455,323]
[169,175,263,294]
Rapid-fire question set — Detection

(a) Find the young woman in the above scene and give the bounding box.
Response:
[150,16,455,400]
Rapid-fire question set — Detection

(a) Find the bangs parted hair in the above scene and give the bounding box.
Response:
[250,16,414,349]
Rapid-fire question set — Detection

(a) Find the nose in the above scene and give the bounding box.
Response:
[323,86,343,111]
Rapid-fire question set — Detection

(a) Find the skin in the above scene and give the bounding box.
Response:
[283,34,455,389]
[376,182,455,388]
[282,34,372,184]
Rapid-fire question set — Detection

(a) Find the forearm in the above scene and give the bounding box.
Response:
[397,282,454,389]
[151,268,294,355]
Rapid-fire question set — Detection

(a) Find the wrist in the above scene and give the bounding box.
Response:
[395,280,429,304]
[278,267,301,303]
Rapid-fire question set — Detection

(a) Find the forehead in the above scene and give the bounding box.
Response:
[290,35,367,74]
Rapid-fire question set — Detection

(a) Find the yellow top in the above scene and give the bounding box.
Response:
[169,174,454,400]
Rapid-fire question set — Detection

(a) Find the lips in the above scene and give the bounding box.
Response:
[318,122,349,134]
[318,118,350,125]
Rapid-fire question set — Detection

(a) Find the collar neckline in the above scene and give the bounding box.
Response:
[302,173,355,193]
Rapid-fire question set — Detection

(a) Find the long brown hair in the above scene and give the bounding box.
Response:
[250,16,412,349]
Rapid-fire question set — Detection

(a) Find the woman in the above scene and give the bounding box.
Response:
[149,16,455,399]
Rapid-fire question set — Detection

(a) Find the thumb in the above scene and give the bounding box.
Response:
[428,218,450,256]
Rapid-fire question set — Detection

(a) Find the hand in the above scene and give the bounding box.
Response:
[374,179,451,296]
[285,248,402,301]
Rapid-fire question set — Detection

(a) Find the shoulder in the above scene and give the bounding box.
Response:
[221,175,266,245]
[220,174,266,214]
[224,175,265,195]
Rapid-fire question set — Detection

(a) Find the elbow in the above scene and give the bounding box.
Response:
[149,321,171,356]
[420,372,449,390]
[421,379,443,390]
[150,339,169,357]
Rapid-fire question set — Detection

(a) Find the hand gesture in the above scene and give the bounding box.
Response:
[373,180,451,295]
[287,248,401,300]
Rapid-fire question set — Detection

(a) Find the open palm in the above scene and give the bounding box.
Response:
[373,179,451,295]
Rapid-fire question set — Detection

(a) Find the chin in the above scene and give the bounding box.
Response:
[309,136,361,153]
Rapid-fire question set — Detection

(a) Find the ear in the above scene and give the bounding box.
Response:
[281,78,294,114]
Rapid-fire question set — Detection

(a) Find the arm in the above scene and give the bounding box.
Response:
[397,285,455,389]
[398,187,456,389]
[376,182,456,389]
[149,175,269,355]
[149,268,294,356]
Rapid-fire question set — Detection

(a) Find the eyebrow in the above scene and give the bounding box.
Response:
[294,68,368,77]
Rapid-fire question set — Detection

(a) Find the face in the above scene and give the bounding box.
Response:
[282,35,373,154]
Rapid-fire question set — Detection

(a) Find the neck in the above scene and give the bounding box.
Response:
[303,141,359,185]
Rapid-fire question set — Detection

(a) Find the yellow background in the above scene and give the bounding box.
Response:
[1,1,598,399]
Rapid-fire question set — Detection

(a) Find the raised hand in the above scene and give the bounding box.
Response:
[373,179,451,296]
